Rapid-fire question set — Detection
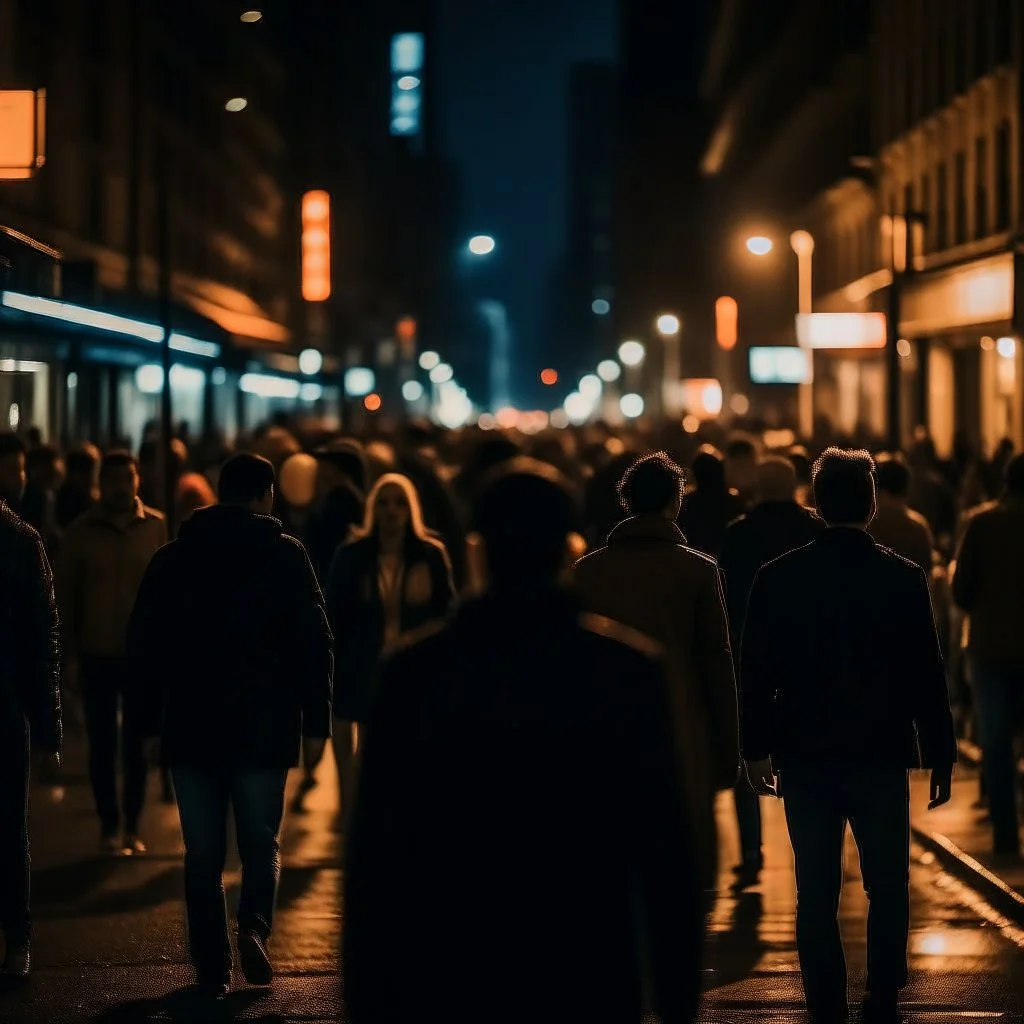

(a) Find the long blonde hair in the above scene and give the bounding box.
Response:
[352,472,430,543]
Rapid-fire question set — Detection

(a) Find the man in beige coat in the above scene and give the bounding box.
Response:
[573,451,739,890]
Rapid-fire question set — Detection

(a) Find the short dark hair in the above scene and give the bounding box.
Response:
[101,450,138,474]
[617,451,684,515]
[26,444,61,473]
[67,446,99,477]
[875,452,911,498]
[218,453,275,506]
[812,447,876,525]
[0,432,26,459]
[473,457,577,584]
[725,435,757,460]
[1006,453,1024,498]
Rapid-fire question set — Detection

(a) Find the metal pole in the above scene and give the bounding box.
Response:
[886,227,903,451]
[157,139,175,535]
[127,0,142,292]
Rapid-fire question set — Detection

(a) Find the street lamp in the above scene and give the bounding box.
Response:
[655,313,680,337]
[468,235,496,256]
[746,235,773,256]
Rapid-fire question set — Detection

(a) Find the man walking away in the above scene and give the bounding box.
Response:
[0,500,62,980]
[57,452,166,854]
[870,453,935,573]
[345,459,702,1024]
[573,451,738,891]
[719,455,823,888]
[952,452,1024,856]
[740,448,956,1023]
[128,453,332,999]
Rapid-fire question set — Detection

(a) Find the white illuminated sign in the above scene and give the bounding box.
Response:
[749,347,812,384]
[795,312,886,350]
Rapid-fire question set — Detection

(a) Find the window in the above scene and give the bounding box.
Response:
[975,136,989,238]
[936,162,949,249]
[954,151,967,245]
[921,173,932,252]
[996,119,1012,229]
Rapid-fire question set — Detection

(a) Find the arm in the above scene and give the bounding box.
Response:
[289,541,334,740]
[950,516,979,612]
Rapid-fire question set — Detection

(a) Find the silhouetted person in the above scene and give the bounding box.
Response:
[724,434,759,503]
[305,439,367,583]
[345,459,702,1024]
[951,452,1024,855]
[20,444,63,553]
[907,436,956,553]
[870,453,934,573]
[0,432,27,515]
[740,448,956,1023]
[679,445,747,557]
[719,456,824,888]
[573,451,738,889]
[55,443,100,530]
[128,453,333,999]
[0,499,61,980]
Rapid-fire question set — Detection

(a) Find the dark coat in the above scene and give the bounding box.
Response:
[0,501,62,752]
[326,532,454,722]
[718,500,825,644]
[343,587,703,1024]
[127,505,333,769]
[740,527,956,770]
[305,482,365,583]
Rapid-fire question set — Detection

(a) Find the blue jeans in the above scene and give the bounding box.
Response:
[971,658,1024,851]
[172,768,287,979]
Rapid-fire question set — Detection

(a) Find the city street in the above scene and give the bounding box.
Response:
[2,735,1024,1023]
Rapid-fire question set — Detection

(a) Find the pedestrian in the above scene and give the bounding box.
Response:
[718,455,824,888]
[870,452,935,572]
[55,443,100,531]
[739,447,956,1023]
[951,452,1024,856]
[573,450,738,890]
[304,439,367,583]
[679,445,747,557]
[344,458,702,1024]
[0,432,27,514]
[56,451,167,854]
[321,472,455,825]
[127,453,333,999]
[20,444,63,554]
[0,499,62,979]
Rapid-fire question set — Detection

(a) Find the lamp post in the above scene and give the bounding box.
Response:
[790,230,815,441]
[655,313,682,418]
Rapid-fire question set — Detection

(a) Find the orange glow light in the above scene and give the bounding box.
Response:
[301,190,331,302]
[540,368,558,386]
[0,89,46,179]
[715,295,738,350]
[364,393,382,412]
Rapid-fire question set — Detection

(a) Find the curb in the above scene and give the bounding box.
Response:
[910,825,1024,928]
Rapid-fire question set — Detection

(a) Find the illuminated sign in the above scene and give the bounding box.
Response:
[301,191,331,302]
[715,295,738,350]
[680,378,723,418]
[899,252,1013,335]
[390,33,423,136]
[795,312,886,349]
[0,90,46,180]
[749,347,812,384]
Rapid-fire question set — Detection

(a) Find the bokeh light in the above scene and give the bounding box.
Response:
[655,313,680,336]
[619,393,644,418]
[618,340,645,367]
[419,350,440,370]
[746,235,773,256]
[468,235,496,256]
[597,359,621,382]
[579,374,602,401]
[364,393,382,412]
[402,380,425,401]
[540,368,558,386]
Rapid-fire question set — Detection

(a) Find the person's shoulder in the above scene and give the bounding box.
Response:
[873,541,923,578]
[0,501,43,550]
[756,541,811,580]
[678,544,718,571]
[578,611,663,662]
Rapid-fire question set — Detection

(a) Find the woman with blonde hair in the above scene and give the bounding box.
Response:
[324,473,455,824]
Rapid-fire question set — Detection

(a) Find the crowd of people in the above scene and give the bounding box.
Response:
[0,413,1021,1022]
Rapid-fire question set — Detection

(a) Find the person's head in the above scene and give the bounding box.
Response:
[1005,453,1024,499]
[360,473,426,543]
[811,447,877,527]
[756,456,798,504]
[788,445,812,485]
[691,445,726,492]
[473,457,577,588]
[617,451,685,519]
[99,451,141,515]
[66,443,101,490]
[314,439,368,495]
[0,432,26,505]
[217,453,275,514]
[26,444,64,490]
[874,452,912,503]
[725,434,758,494]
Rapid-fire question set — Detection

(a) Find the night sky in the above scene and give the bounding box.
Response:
[437,0,616,407]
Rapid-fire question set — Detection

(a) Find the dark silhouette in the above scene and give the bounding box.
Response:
[305,439,367,583]
[127,453,333,1000]
[0,499,62,979]
[573,450,738,888]
[55,443,100,531]
[0,432,27,514]
[951,452,1024,855]
[20,444,63,553]
[739,447,956,1023]
[679,445,747,557]
[718,455,824,888]
[870,452,935,572]
[344,458,702,1024]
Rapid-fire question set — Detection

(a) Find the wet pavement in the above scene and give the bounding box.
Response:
[3,732,1024,1022]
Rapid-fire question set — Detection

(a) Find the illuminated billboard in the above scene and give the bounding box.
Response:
[301,191,331,302]
[391,33,423,136]
[795,312,886,349]
[749,347,811,384]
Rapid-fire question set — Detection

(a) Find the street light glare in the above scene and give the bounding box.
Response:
[225,97,248,112]
[655,313,680,336]
[579,374,602,400]
[746,235,773,256]
[419,350,440,370]
[620,393,644,418]
[618,340,645,367]
[397,75,420,90]
[430,362,454,384]
[402,380,425,402]
[597,359,621,382]
[468,235,496,256]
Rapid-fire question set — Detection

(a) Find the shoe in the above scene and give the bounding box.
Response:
[123,834,147,856]
[1,940,30,980]
[100,831,123,854]
[238,929,273,986]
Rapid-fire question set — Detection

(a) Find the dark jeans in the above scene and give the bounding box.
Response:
[781,764,910,1014]
[172,768,287,979]
[81,656,146,834]
[0,723,30,944]
[734,775,763,867]
[971,658,1024,852]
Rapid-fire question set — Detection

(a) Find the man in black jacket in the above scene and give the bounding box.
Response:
[345,459,702,1024]
[740,448,956,1024]
[719,455,823,888]
[0,499,62,979]
[128,454,332,999]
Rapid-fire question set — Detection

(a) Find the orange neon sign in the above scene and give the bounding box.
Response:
[0,90,46,180]
[301,190,331,302]
[715,295,738,350]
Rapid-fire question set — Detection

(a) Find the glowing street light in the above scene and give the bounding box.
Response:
[620,393,644,418]
[240,10,263,22]
[429,362,454,384]
[655,313,680,337]
[597,359,621,382]
[419,350,440,371]
[618,340,645,367]
[298,348,322,375]
[564,392,591,425]
[579,374,602,401]
[746,235,773,256]
[225,97,248,113]
[402,380,425,401]
[468,235,496,256]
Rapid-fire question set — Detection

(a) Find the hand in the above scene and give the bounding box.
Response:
[142,737,161,767]
[745,758,777,797]
[302,737,327,770]
[928,766,953,809]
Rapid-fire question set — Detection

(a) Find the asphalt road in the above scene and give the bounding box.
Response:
[2,738,1022,1023]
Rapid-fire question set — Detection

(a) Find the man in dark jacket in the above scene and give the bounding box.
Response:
[719,455,824,887]
[345,459,702,1024]
[740,448,956,1023]
[128,453,333,999]
[0,499,62,979]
